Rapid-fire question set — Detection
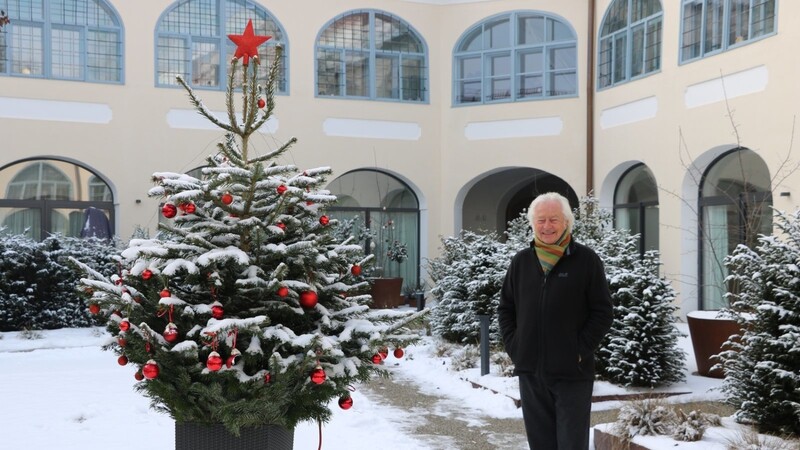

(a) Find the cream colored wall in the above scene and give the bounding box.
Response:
[593,0,800,314]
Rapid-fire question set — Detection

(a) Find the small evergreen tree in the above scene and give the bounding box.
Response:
[0,231,39,331]
[573,196,685,387]
[73,25,421,435]
[719,209,800,435]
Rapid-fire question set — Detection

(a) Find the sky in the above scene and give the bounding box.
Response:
[0,320,787,450]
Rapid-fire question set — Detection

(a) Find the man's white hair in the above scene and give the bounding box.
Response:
[526,192,574,235]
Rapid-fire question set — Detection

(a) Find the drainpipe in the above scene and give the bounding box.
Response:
[586,0,596,195]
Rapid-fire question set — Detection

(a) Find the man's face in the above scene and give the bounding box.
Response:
[533,200,567,245]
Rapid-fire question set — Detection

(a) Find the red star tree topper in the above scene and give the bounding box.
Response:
[227,19,271,66]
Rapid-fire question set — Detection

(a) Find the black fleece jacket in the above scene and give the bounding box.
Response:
[497,239,613,380]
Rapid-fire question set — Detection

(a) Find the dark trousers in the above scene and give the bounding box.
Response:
[518,373,594,450]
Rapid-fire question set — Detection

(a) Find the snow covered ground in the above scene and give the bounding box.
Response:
[0,321,766,450]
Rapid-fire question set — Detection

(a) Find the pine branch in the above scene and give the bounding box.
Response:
[176,75,235,133]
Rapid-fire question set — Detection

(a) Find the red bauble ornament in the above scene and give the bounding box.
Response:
[182,202,196,214]
[299,290,318,309]
[221,192,233,205]
[371,354,383,364]
[264,372,272,384]
[163,323,179,343]
[89,303,101,315]
[226,349,242,368]
[134,371,144,381]
[350,265,362,276]
[211,302,224,319]
[118,337,127,347]
[117,355,128,366]
[338,395,354,410]
[319,215,329,226]
[142,360,159,379]
[276,184,287,195]
[257,98,266,108]
[276,222,286,231]
[393,347,404,359]
[277,286,289,298]
[119,320,130,332]
[141,269,153,280]
[160,288,171,298]
[379,347,389,360]
[162,203,177,219]
[310,366,326,385]
[207,351,223,371]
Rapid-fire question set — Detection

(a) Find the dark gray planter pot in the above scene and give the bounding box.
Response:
[175,422,294,450]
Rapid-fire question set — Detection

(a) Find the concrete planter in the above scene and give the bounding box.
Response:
[686,310,744,378]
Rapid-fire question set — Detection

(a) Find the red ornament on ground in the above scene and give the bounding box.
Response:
[227,19,271,66]
[117,355,128,366]
[310,366,326,385]
[257,98,265,108]
[141,269,153,280]
[299,290,318,308]
[89,303,100,315]
[338,395,353,410]
[160,288,171,298]
[394,348,404,359]
[143,360,159,379]
[277,286,289,298]
[163,323,179,343]
[350,265,362,276]
[226,349,241,368]
[276,184,287,195]
[319,215,329,226]
[371,354,383,364]
[207,351,223,371]
[162,203,177,219]
[221,192,233,205]
[211,303,224,319]
[119,320,130,332]
[134,371,144,381]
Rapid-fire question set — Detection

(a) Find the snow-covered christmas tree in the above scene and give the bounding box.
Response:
[573,196,685,387]
[719,209,800,436]
[73,20,423,441]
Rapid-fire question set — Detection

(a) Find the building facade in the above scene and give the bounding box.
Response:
[0,0,795,317]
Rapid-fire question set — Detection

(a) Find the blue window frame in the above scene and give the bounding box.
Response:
[453,11,577,105]
[598,0,662,89]
[315,10,428,102]
[613,164,659,257]
[0,0,123,83]
[680,0,776,63]
[155,0,287,92]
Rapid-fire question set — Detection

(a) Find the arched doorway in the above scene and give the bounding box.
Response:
[327,170,420,290]
[0,159,114,240]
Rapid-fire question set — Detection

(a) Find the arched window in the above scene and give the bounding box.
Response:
[454,11,577,105]
[680,0,776,63]
[598,0,662,89]
[0,0,123,82]
[315,10,427,102]
[614,164,659,257]
[0,159,114,240]
[155,0,287,91]
[327,170,420,290]
[699,148,772,310]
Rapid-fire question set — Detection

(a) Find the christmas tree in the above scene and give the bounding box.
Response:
[73,20,423,436]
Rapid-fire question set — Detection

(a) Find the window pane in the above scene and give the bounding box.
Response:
[51,27,82,79]
[375,13,422,53]
[0,33,6,73]
[519,49,543,73]
[549,46,575,71]
[319,12,368,49]
[702,203,734,310]
[160,0,217,36]
[704,0,724,54]
[517,16,544,45]
[460,80,481,103]
[613,34,626,83]
[376,54,398,99]
[548,18,572,42]
[518,74,542,98]
[632,0,662,22]
[345,52,368,96]
[11,24,44,75]
[602,0,629,35]
[489,53,510,76]
[401,56,424,101]
[485,18,510,49]
[157,37,188,85]
[7,0,45,21]
[489,77,510,101]
[682,0,703,60]
[317,49,342,96]
[751,0,776,37]
[192,41,219,87]
[644,205,659,252]
[598,37,612,88]
[645,19,662,72]
[702,149,771,197]
[0,208,41,241]
[459,56,481,79]
[631,24,645,77]
[549,71,575,96]
[728,0,749,45]
[87,30,121,82]
[459,27,482,52]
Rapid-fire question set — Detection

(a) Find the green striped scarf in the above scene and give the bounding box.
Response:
[534,232,571,275]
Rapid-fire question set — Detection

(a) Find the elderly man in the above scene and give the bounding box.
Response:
[498,192,613,449]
